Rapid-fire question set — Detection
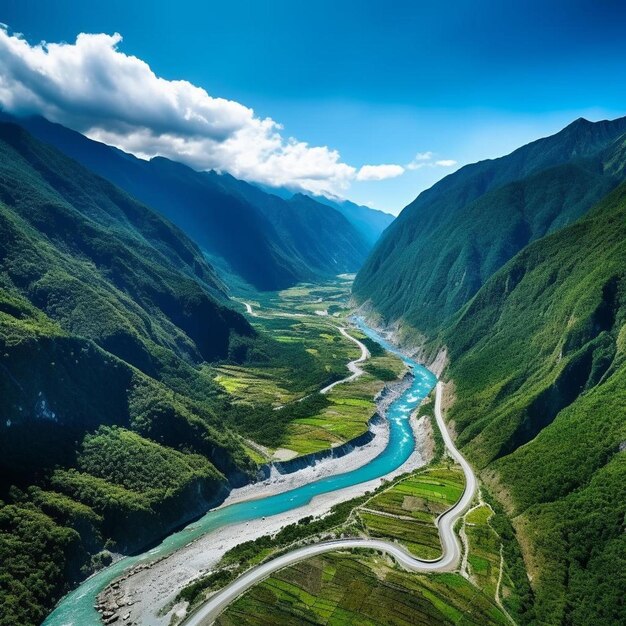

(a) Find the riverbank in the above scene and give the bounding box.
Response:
[228,373,412,505]
[96,376,426,626]
[184,381,477,626]
[44,317,436,626]
[351,311,449,377]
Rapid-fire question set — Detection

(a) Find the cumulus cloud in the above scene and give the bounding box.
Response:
[406,151,456,171]
[0,27,356,195]
[356,163,405,181]
[0,27,458,196]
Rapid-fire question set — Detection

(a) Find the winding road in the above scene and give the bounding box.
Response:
[240,302,369,392]
[242,302,257,317]
[183,380,477,625]
[320,327,370,394]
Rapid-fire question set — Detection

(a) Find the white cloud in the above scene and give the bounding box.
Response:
[406,151,433,169]
[406,151,457,171]
[356,164,405,181]
[0,28,356,195]
[0,27,457,197]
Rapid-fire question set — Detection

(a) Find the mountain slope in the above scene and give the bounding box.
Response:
[303,194,394,246]
[0,117,260,490]
[202,175,371,279]
[440,183,626,625]
[252,184,394,246]
[0,121,253,366]
[6,114,371,290]
[0,121,262,625]
[354,116,626,331]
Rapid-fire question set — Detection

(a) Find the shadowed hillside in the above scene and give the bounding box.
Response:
[0,122,259,626]
[4,114,372,291]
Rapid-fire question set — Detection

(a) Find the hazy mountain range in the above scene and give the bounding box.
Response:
[1,113,393,292]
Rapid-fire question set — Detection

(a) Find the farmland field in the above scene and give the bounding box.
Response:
[358,463,465,558]
[215,552,509,626]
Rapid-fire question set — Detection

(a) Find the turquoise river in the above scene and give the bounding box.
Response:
[43,320,437,625]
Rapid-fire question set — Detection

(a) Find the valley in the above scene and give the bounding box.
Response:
[180,382,518,626]
[41,294,439,626]
[170,116,626,626]
[0,120,401,626]
[0,39,624,626]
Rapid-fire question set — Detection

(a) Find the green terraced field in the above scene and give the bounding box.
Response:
[359,511,443,559]
[213,364,300,406]
[216,552,509,626]
[281,352,406,455]
[184,459,524,626]
[357,463,465,558]
[464,504,502,600]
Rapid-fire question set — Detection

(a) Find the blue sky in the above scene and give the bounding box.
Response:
[2,0,626,213]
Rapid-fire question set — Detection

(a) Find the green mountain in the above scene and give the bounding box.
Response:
[351,116,626,624]
[204,175,372,280]
[4,114,371,291]
[262,187,395,247]
[440,182,626,625]
[0,121,263,625]
[353,116,626,332]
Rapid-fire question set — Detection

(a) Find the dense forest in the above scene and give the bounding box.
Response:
[354,120,626,624]
[0,122,332,626]
[354,116,626,333]
[3,113,383,292]
[440,183,626,624]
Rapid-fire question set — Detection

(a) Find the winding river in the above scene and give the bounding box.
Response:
[43,320,437,626]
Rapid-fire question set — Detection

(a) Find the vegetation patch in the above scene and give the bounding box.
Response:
[357,463,464,558]
[216,552,510,626]
[219,281,407,456]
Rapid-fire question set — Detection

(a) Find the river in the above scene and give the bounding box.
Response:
[43,320,437,625]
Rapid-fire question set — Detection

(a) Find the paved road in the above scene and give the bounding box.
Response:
[242,302,256,316]
[320,327,370,394]
[183,381,476,625]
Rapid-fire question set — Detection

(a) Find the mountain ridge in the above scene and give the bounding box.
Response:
[2,113,375,291]
[353,114,626,625]
[439,180,626,624]
[354,114,626,332]
[0,121,267,625]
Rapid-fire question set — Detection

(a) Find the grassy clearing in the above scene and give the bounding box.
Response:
[464,504,501,598]
[213,364,299,406]
[240,443,268,465]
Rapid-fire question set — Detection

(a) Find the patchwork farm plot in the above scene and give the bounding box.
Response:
[215,552,510,626]
[358,464,465,559]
